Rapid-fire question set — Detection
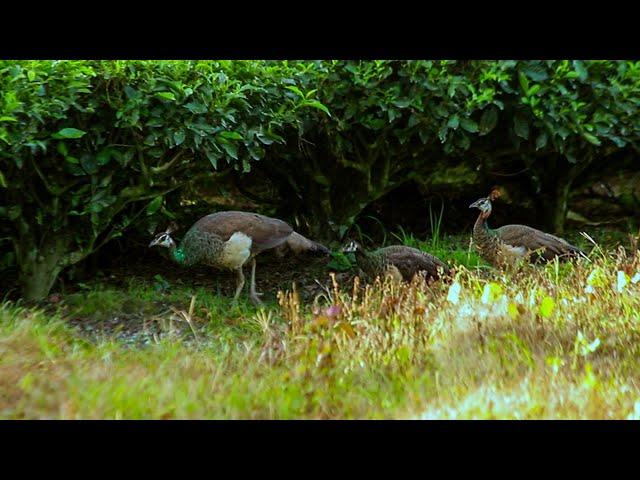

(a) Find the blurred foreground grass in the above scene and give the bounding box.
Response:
[1,235,640,419]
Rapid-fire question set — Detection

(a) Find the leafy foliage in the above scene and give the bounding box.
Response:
[0,60,329,299]
[253,60,640,238]
[2,60,640,299]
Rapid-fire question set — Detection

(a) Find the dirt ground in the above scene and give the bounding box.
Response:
[37,250,356,347]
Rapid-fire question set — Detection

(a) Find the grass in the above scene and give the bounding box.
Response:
[391,200,487,270]
[1,236,640,419]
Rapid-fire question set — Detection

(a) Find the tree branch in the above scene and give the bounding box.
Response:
[151,150,184,173]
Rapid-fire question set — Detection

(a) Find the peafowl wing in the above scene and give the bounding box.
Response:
[494,224,584,261]
[378,246,450,280]
[192,211,294,255]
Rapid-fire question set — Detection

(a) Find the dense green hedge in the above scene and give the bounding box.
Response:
[258,60,640,237]
[2,60,640,300]
[0,60,327,299]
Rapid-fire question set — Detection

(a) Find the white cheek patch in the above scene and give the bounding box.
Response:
[344,243,357,253]
[219,232,253,270]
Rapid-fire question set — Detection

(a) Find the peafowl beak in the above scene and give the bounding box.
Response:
[469,199,483,209]
[149,235,163,247]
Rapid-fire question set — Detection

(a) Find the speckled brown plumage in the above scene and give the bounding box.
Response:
[150,211,329,305]
[345,241,450,282]
[470,194,586,267]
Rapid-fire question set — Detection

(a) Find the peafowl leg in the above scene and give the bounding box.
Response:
[249,257,264,306]
[233,267,245,304]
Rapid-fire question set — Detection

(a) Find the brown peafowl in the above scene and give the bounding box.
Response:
[149,211,329,305]
[342,240,450,283]
[469,189,586,268]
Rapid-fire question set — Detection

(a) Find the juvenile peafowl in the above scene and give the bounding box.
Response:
[149,211,329,305]
[469,188,586,268]
[342,241,450,283]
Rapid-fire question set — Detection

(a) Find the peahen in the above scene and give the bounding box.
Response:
[149,211,329,305]
[342,241,450,282]
[469,189,586,268]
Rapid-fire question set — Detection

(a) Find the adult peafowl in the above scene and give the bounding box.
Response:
[149,211,329,305]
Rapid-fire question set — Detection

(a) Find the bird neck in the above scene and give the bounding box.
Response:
[473,211,500,251]
[355,248,384,274]
[170,246,187,265]
[474,211,493,236]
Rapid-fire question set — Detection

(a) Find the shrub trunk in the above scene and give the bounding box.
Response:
[18,236,69,302]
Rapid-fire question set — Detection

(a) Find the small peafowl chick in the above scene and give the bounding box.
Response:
[149,211,329,305]
[469,188,586,268]
[342,240,450,283]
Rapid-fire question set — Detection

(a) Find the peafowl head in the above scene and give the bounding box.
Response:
[149,222,178,249]
[469,196,492,215]
[469,187,500,218]
[341,240,361,254]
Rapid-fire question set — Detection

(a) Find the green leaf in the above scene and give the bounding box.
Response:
[0,170,6,188]
[522,63,549,82]
[184,101,208,114]
[256,134,273,145]
[285,85,305,98]
[27,70,36,82]
[460,117,479,133]
[408,114,420,128]
[481,282,503,304]
[479,107,498,135]
[80,155,98,175]
[527,84,541,96]
[303,100,331,117]
[572,61,588,81]
[246,144,264,161]
[220,141,238,160]
[608,135,626,147]
[535,132,548,150]
[0,116,18,123]
[205,149,219,169]
[57,142,68,156]
[392,99,412,108]
[365,118,386,130]
[447,116,459,130]
[539,296,555,318]
[258,131,285,144]
[587,267,606,287]
[53,128,86,139]
[582,132,601,146]
[518,72,530,92]
[219,131,243,141]
[147,196,163,215]
[8,205,22,220]
[327,251,354,272]
[174,130,186,146]
[155,91,176,101]
[96,149,112,166]
[513,114,529,139]
[124,86,141,100]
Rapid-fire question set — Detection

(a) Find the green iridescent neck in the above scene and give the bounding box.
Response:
[171,247,186,264]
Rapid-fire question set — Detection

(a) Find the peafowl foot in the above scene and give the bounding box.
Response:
[250,291,264,307]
